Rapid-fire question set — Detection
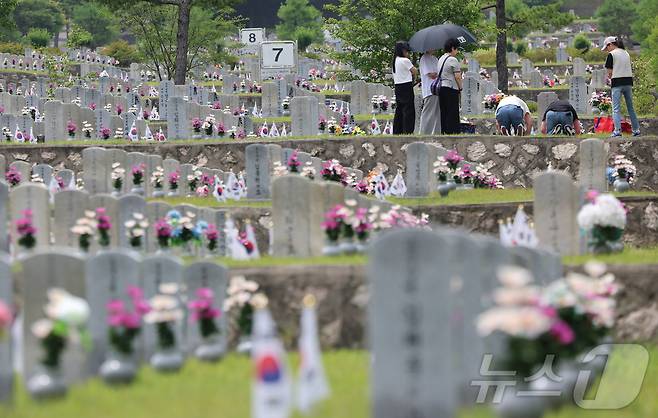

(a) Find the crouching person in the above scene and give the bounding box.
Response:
[541,99,581,136]
[495,95,532,136]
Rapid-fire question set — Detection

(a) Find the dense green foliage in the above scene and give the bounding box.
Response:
[13,0,64,37]
[631,0,658,44]
[326,0,485,83]
[71,1,120,48]
[275,0,324,51]
[101,40,141,66]
[595,0,637,39]
[26,27,50,48]
[65,24,92,49]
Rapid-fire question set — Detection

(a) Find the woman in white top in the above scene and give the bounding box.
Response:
[392,41,417,134]
[603,36,640,137]
[495,95,533,136]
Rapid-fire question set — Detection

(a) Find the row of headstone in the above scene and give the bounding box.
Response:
[14,250,227,392]
[2,182,229,257]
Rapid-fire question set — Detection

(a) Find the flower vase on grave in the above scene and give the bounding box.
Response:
[150,319,184,372]
[613,176,630,193]
[131,183,145,196]
[27,366,67,399]
[589,225,624,254]
[236,335,253,355]
[151,347,184,372]
[322,238,341,256]
[437,182,452,198]
[100,351,137,384]
[166,188,179,197]
[195,334,224,362]
[153,186,165,198]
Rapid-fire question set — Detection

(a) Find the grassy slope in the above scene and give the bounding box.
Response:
[1,346,656,418]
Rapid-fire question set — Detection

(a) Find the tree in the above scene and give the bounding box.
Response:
[326,0,485,83]
[107,0,240,85]
[13,0,65,44]
[27,27,50,47]
[0,0,17,29]
[101,40,141,66]
[66,24,93,48]
[483,0,573,92]
[120,4,238,80]
[276,0,324,51]
[573,33,590,52]
[632,0,658,44]
[595,0,637,40]
[71,1,120,48]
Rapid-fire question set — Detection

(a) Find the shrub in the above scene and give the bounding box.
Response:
[0,42,24,55]
[473,49,496,66]
[632,54,658,116]
[573,34,591,52]
[523,48,555,63]
[101,40,140,66]
[514,42,527,56]
[27,28,50,48]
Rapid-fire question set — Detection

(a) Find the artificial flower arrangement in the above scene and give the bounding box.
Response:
[298,162,315,181]
[371,95,390,113]
[287,150,301,173]
[96,208,113,248]
[188,287,222,358]
[192,118,202,133]
[82,121,93,138]
[204,224,219,254]
[327,117,342,135]
[114,128,124,139]
[111,163,125,194]
[477,264,617,378]
[320,159,348,184]
[30,288,91,373]
[203,115,215,136]
[66,120,77,138]
[318,117,327,133]
[433,150,465,184]
[142,109,151,120]
[577,191,627,254]
[5,166,21,187]
[71,211,97,252]
[611,154,636,184]
[131,163,146,188]
[107,286,150,356]
[281,97,290,112]
[2,127,11,141]
[223,276,260,346]
[126,213,149,250]
[100,127,111,140]
[482,93,506,110]
[168,170,180,193]
[154,210,203,251]
[187,168,202,192]
[151,166,165,193]
[144,283,184,370]
[16,209,37,250]
[217,122,225,137]
[589,91,612,114]
[454,164,474,185]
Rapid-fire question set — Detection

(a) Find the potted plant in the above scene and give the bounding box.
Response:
[168,171,180,197]
[204,223,219,257]
[151,166,165,198]
[82,121,93,139]
[611,154,636,193]
[224,276,259,354]
[125,213,149,251]
[321,205,343,256]
[95,208,112,250]
[66,120,77,139]
[5,167,21,187]
[287,150,301,173]
[192,117,202,138]
[111,163,125,196]
[71,211,96,253]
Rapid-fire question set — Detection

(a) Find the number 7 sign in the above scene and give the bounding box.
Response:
[261,41,296,69]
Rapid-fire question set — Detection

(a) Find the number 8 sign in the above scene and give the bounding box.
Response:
[240,28,264,46]
[261,41,296,69]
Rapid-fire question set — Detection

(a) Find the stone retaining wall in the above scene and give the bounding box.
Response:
[230,263,658,349]
[4,135,657,190]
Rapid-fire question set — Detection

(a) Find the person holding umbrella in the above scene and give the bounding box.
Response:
[392,41,417,135]
[437,38,463,134]
[419,49,441,135]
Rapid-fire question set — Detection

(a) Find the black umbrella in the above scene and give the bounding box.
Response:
[408,24,477,53]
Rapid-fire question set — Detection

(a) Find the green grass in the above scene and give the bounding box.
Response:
[2,346,657,418]
[564,246,658,266]
[391,189,656,208]
[152,196,271,208]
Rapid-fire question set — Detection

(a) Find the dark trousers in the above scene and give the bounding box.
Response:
[393,82,415,134]
[439,87,460,134]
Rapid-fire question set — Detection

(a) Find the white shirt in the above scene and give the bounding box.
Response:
[496,96,530,116]
[419,54,439,98]
[393,57,413,84]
